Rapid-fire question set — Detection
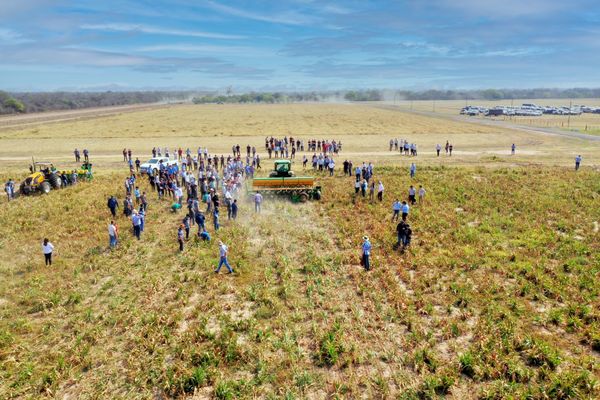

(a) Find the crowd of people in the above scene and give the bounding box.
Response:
[23,138,587,270]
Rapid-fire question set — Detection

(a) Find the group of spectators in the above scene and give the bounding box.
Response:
[389,138,418,156]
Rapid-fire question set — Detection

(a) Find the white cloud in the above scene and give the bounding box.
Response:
[0,28,32,44]
[136,44,272,57]
[435,0,572,17]
[203,1,318,25]
[80,23,245,40]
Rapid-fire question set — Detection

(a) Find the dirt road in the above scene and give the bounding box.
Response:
[0,103,174,130]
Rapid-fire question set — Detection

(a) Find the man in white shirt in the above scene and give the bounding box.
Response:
[215,241,234,274]
[418,186,426,203]
[436,143,441,157]
[377,181,384,202]
[108,221,118,248]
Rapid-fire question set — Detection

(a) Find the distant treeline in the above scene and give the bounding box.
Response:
[192,92,326,104]
[2,88,599,115]
[0,91,191,115]
[396,88,600,101]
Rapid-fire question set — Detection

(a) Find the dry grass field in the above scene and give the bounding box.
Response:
[0,103,599,399]
[391,99,600,135]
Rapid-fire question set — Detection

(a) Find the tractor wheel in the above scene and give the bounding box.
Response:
[269,171,278,177]
[20,183,31,196]
[47,173,61,189]
[299,192,309,203]
[40,181,51,194]
[313,190,322,201]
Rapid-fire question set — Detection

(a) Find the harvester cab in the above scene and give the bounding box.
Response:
[269,159,295,178]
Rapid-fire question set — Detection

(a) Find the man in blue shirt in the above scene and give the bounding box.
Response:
[575,155,582,171]
[401,201,410,221]
[195,211,206,233]
[410,163,416,178]
[392,199,401,221]
[361,236,372,271]
[131,211,142,240]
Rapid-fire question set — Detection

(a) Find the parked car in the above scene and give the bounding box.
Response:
[139,157,179,174]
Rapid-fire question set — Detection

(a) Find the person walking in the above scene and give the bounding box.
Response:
[436,143,441,157]
[396,220,412,251]
[511,143,516,155]
[410,163,416,178]
[131,210,142,240]
[361,236,372,271]
[377,180,384,202]
[178,224,185,252]
[182,215,190,239]
[83,148,89,162]
[107,196,118,217]
[418,185,426,203]
[215,241,234,274]
[401,201,410,221]
[213,209,220,231]
[231,199,238,220]
[42,238,54,266]
[408,185,416,205]
[5,179,15,202]
[108,220,118,248]
[254,192,263,213]
[195,211,206,233]
[392,199,401,221]
[575,155,582,171]
[74,148,81,162]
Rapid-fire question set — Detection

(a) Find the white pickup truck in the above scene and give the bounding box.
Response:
[139,157,179,174]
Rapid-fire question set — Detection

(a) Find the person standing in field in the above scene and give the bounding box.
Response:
[445,141,449,154]
[109,220,118,248]
[410,163,416,178]
[575,155,582,170]
[215,241,234,274]
[5,179,15,202]
[361,236,372,271]
[83,148,89,162]
[254,192,263,213]
[178,224,185,252]
[448,144,453,156]
[418,185,426,203]
[396,220,412,252]
[369,181,375,202]
[74,148,81,162]
[511,143,516,155]
[392,199,401,221]
[377,180,384,202]
[42,238,54,266]
[436,143,441,157]
[231,199,238,220]
[408,185,416,204]
[401,201,410,221]
[107,195,118,217]
[182,215,190,239]
[131,210,142,240]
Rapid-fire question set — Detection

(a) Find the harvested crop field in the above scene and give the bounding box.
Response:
[0,103,599,399]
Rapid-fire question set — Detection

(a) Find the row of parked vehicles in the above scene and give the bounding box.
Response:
[461,103,600,117]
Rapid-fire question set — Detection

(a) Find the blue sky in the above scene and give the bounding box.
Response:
[1,0,599,91]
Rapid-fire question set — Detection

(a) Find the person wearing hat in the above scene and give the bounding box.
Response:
[361,236,372,271]
[177,224,185,252]
[215,241,234,274]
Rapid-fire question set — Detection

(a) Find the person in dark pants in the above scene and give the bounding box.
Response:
[396,221,412,251]
[107,196,118,217]
[178,224,185,252]
[361,236,372,271]
[42,238,54,266]
[131,211,142,240]
[195,211,206,234]
[231,199,238,220]
[575,155,582,170]
[182,215,190,239]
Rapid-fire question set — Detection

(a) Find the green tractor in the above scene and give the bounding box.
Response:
[19,162,62,195]
[78,162,93,181]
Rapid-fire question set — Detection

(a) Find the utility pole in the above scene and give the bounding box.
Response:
[568,99,572,129]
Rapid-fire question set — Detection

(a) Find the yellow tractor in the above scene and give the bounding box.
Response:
[19,162,62,195]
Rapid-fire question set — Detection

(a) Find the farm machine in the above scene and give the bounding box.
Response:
[249,159,321,202]
[19,162,62,195]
